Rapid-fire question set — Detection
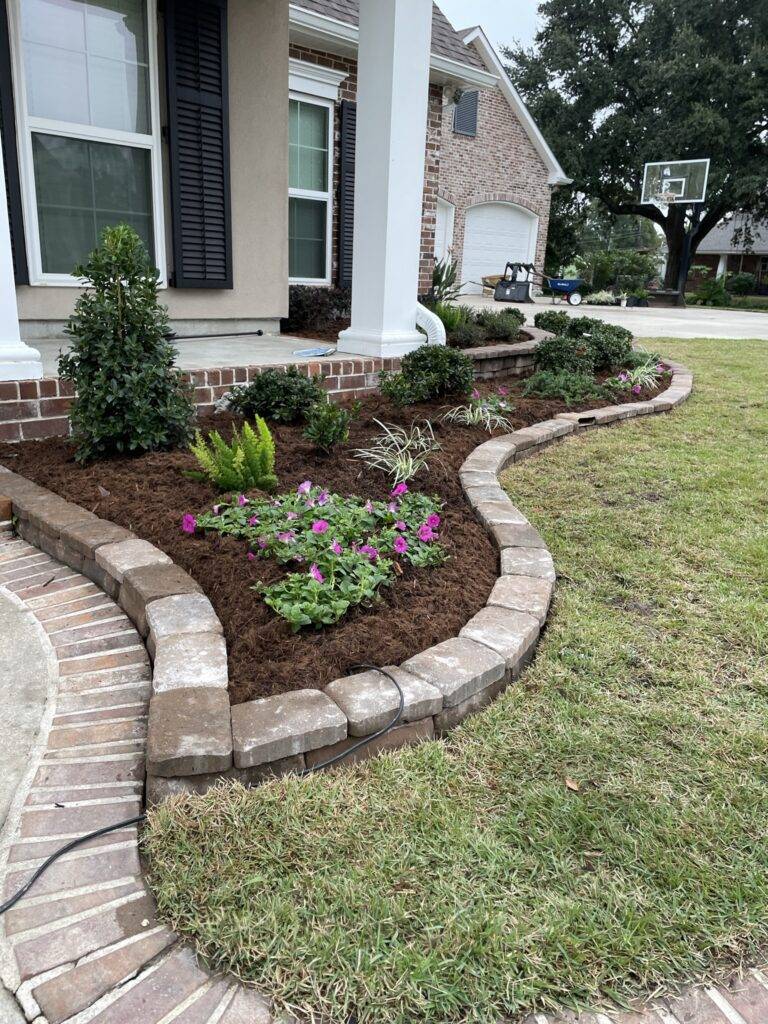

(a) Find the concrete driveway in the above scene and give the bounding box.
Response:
[463,295,768,340]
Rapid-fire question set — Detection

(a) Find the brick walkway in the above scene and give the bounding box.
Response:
[0,522,766,1024]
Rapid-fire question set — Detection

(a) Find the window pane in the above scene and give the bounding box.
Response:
[288,100,327,192]
[32,133,154,274]
[289,197,326,279]
[21,0,150,134]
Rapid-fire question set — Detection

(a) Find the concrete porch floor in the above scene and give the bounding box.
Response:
[33,332,341,378]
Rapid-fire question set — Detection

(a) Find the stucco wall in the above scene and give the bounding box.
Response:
[439,81,552,283]
[16,0,289,335]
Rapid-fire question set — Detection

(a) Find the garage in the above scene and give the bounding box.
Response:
[461,202,538,294]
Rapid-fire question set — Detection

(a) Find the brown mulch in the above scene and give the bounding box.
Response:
[0,377,660,704]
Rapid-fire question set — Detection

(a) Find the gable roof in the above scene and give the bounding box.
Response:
[697,215,768,255]
[291,1,486,71]
[459,25,570,186]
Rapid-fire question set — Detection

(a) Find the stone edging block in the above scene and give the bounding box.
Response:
[0,357,693,801]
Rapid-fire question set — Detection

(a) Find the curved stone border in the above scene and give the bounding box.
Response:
[0,360,694,809]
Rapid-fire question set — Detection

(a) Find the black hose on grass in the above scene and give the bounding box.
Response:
[0,665,404,916]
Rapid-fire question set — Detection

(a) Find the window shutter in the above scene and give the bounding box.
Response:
[338,99,356,289]
[453,90,478,137]
[0,0,28,285]
[165,0,233,289]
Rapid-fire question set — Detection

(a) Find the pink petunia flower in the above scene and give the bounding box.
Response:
[305,499,316,509]
[248,516,260,527]
[387,502,398,513]
[359,544,379,562]
[212,504,221,515]
[286,511,299,521]
[247,551,255,562]
[317,490,330,506]
[418,524,436,543]
[426,513,441,529]
[632,384,642,395]
[257,537,269,549]
[238,494,248,507]
[618,372,629,383]
[498,386,509,397]
[394,520,407,531]
[312,520,330,534]
[297,480,312,495]
[390,482,409,498]
[181,514,197,535]
[277,530,296,543]
[393,535,408,555]
[471,388,481,400]
[330,539,343,555]
[310,563,325,584]
[364,500,374,513]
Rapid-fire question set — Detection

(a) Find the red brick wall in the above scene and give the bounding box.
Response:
[439,84,553,283]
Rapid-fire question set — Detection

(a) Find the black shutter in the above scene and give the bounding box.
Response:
[165,0,233,288]
[0,0,28,285]
[338,99,356,289]
[453,90,478,137]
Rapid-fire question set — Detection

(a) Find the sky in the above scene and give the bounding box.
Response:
[436,0,541,53]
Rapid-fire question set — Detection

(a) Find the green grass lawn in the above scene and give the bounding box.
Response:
[144,338,768,1024]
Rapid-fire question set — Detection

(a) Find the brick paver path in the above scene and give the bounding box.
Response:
[0,521,766,1024]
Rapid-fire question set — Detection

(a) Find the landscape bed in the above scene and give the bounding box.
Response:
[0,374,662,705]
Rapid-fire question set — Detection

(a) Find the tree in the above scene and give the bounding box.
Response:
[505,0,768,289]
[59,225,193,462]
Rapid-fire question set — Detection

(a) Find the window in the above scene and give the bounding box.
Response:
[453,90,479,137]
[289,96,332,283]
[10,0,164,284]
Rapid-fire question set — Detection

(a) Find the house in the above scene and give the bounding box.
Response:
[691,215,768,291]
[0,0,565,384]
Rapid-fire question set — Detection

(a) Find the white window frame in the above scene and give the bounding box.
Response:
[288,91,334,287]
[7,0,167,287]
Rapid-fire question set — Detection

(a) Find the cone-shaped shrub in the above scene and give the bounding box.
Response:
[59,224,193,462]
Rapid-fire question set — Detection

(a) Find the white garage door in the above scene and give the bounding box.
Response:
[461,203,538,295]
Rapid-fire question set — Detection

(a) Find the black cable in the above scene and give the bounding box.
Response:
[0,666,404,916]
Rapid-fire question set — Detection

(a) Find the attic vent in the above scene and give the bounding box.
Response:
[453,90,479,137]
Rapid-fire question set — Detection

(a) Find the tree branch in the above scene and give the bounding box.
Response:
[597,196,667,228]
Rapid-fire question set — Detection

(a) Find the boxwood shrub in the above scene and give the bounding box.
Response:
[380,344,474,406]
[227,367,324,423]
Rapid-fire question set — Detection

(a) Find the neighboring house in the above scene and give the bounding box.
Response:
[0,0,565,354]
[691,215,768,291]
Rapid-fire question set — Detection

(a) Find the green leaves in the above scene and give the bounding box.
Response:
[303,400,358,453]
[59,224,193,463]
[190,418,277,494]
[227,367,324,424]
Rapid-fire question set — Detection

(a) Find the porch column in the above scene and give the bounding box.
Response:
[337,0,432,357]
[715,253,728,279]
[0,129,42,381]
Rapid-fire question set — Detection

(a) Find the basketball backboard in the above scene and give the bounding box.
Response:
[641,159,710,210]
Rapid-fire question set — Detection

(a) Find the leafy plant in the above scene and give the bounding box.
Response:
[280,285,351,332]
[582,323,633,372]
[352,419,441,484]
[692,275,731,307]
[59,224,193,463]
[190,483,445,630]
[534,334,596,375]
[303,400,358,453]
[584,289,617,305]
[533,310,570,334]
[189,418,277,493]
[380,344,474,406]
[442,388,514,433]
[726,271,756,296]
[433,302,473,333]
[448,321,489,348]
[523,369,605,406]
[430,257,463,304]
[474,308,524,340]
[227,367,324,423]
[614,355,667,393]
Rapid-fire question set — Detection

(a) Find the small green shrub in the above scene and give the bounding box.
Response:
[227,367,324,424]
[303,400,358,453]
[380,344,474,406]
[534,334,596,375]
[523,370,604,406]
[583,323,633,372]
[280,285,351,333]
[433,302,473,333]
[59,224,193,463]
[190,418,277,493]
[473,309,521,341]
[533,310,570,334]
[692,277,731,307]
[624,347,662,369]
[726,271,756,296]
[448,321,489,348]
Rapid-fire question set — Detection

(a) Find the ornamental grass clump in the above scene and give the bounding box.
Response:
[189,418,277,493]
[442,386,514,433]
[187,481,445,630]
[59,224,193,463]
[352,419,441,485]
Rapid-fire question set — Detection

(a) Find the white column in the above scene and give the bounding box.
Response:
[715,253,728,279]
[337,0,432,357]
[0,127,42,381]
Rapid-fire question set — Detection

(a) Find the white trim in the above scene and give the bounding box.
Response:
[288,4,498,90]
[289,58,348,102]
[8,0,167,288]
[288,93,334,286]
[435,196,455,260]
[460,26,571,186]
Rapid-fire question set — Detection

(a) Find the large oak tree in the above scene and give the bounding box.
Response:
[505,0,768,288]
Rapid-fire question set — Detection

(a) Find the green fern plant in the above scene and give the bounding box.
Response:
[190,418,277,493]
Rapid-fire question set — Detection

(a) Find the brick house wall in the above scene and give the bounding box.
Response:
[439,84,552,284]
